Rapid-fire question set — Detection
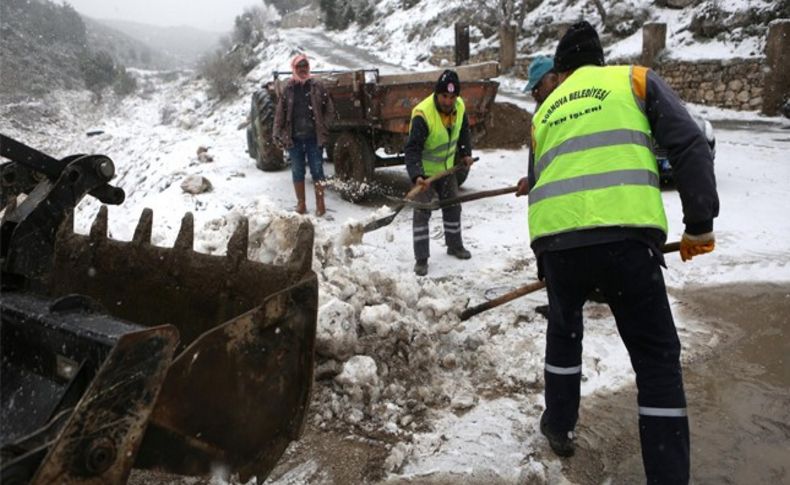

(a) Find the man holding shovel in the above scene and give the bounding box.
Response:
[405,69,475,276]
[515,21,718,484]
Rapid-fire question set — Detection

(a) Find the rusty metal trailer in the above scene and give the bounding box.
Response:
[246,62,500,199]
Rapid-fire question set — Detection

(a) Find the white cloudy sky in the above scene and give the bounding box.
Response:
[64,0,263,32]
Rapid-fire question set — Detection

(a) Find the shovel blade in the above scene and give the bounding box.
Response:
[362,205,403,233]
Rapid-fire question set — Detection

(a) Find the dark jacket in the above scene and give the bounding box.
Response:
[404,95,472,183]
[528,66,719,261]
[274,78,335,149]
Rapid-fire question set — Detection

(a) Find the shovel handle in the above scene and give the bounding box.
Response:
[404,157,478,200]
[460,241,681,321]
[430,185,518,209]
[460,280,546,321]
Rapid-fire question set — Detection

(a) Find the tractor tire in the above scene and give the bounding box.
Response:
[332,131,375,202]
[246,124,257,159]
[250,89,285,171]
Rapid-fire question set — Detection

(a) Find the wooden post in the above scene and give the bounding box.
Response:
[455,23,470,66]
[641,23,667,68]
[499,25,517,71]
[763,19,790,116]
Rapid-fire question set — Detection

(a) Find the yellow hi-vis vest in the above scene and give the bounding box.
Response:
[529,65,668,243]
[410,94,466,176]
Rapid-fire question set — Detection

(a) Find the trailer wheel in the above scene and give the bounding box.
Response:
[250,90,285,171]
[332,131,374,202]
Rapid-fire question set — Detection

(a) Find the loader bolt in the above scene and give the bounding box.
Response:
[97,158,115,180]
[86,438,116,474]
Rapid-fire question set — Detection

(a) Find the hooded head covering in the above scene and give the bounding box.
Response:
[554,21,605,73]
[290,54,311,84]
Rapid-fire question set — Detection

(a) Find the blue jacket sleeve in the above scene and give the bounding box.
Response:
[645,70,719,235]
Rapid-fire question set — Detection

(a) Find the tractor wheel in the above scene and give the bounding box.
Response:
[324,133,337,164]
[332,131,375,202]
[250,89,285,171]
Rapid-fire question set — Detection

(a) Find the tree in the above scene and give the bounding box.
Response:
[468,0,540,69]
[81,50,116,101]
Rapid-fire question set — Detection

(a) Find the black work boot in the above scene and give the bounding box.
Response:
[540,411,575,457]
[447,246,471,259]
[414,259,428,276]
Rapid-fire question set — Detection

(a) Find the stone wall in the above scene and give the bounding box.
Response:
[431,46,766,111]
[654,59,765,111]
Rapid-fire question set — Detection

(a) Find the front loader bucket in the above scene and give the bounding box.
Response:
[43,208,318,481]
[1,136,317,483]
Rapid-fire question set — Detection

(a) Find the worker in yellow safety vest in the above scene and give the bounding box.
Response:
[515,21,718,485]
[405,70,475,276]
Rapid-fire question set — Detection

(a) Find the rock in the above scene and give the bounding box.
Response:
[180,175,212,194]
[451,391,477,410]
[728,79,744,91]
[736,90,751,103]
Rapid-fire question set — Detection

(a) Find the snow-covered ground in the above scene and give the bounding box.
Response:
[2,21,789,485]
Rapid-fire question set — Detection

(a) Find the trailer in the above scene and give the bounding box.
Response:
[246,62,500,200]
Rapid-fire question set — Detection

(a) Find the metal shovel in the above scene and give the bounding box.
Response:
[362,160,476,233]
[460,241,681,321]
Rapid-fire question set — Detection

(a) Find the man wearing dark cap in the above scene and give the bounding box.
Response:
[515,21,718,484]
[405,69,475,276]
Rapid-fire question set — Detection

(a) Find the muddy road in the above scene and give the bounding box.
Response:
[562,283,790,485]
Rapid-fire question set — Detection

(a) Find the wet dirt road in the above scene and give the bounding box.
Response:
[563,282,790,485]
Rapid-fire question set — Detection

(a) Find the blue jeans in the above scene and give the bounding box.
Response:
[288,136,325,183]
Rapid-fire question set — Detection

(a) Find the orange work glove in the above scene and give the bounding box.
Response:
[680,231,715,262]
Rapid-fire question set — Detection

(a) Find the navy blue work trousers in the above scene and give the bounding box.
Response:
[541,240,689,485]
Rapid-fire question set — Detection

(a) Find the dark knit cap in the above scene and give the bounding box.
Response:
[554,21,605,73]
[435,69,461,95]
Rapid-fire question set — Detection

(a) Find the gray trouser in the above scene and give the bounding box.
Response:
[413,175,462,260]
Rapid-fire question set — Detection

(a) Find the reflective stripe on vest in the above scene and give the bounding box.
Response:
[529,65,667,242]
[410,95,465,176]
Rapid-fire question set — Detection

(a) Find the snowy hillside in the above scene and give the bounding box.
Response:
[327,0,784,69]
[2,3,790,484]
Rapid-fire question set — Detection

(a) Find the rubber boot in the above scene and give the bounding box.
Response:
[294,181,307,214]
[315,182,326,217]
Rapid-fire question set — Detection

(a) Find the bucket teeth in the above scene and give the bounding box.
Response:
[227,217,249,264]
[89,206,108,243]
[1,197,17,223]
[174,213,194,252]
[133,209,154,245]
